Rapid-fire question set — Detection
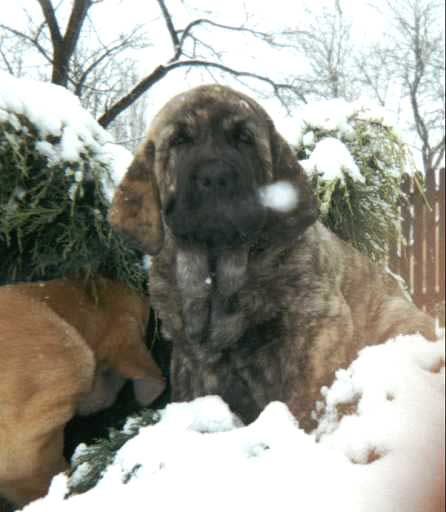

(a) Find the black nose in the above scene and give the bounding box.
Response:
[193,160,238,196]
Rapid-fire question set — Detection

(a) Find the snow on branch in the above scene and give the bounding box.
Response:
[0,72,143,286]
[294,98,415,261]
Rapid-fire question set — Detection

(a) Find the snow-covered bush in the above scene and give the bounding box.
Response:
[295,99,415,261]
[0,72,145,287]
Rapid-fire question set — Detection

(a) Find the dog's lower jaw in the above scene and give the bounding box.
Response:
[176,245,210,345]
[213,246,249,298]
[175,242,250,347]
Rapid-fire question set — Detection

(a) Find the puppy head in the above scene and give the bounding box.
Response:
[110,85,317,251]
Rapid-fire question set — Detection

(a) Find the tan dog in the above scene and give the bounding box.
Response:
[0,277,164,507]
[109,84,436,434]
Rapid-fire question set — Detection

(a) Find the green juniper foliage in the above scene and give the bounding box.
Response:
[295,110,415,261]
[0,112,146,289]
[67,410,160,497]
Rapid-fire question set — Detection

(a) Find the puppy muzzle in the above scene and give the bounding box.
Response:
[164,158,265,249]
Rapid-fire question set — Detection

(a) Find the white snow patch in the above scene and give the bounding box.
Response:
[258,181,299,212]
[0,72,132,201]
[302,129,315,147]
[142,255,152,271]
[22,333,445,512]
[300,137,364,182]
[295,98,396,144]
[101,142,134,201]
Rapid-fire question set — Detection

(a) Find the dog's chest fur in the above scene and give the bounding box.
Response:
[174,319,287,423]
[150,224,341,422]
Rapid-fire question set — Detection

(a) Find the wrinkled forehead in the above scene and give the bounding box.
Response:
[149,85,269,136]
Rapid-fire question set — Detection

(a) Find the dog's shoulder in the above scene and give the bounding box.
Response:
[303,223,436,341]
[303,222,402,295]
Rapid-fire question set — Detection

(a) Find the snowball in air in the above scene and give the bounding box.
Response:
[258,181,299,212]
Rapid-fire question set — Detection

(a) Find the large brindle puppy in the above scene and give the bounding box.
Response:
[110,85,436,431]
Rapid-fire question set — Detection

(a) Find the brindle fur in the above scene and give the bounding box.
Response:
[110,85,436,431]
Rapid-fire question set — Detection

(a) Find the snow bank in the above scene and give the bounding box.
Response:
[0,71,131,199]
[22,333,445,512]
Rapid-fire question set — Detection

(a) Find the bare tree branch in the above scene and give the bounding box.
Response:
[1,1,309,135]
[282,3,356,101]
[0,24,52,63]
[0,46,14,74]
[98,59,298,127]
[353,0,445,173]
[96,2,304,127]
[73,27,146,96]
[36,0,63,48]
[177,18,288,55]
[391,0,444,172]
[63,0,92,58]
[37,0,92,85]
[157,0,180,52]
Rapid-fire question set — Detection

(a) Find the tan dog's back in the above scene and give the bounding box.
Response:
[0,277,164,507]
[11,279,104,353]
[9,278,161,381]
[0,288,95,506]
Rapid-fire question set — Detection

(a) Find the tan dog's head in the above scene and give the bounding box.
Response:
[109,85,317,252]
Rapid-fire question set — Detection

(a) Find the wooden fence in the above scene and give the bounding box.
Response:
[389,168,445,318]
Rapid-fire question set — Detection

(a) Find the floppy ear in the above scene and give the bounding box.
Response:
[269,125,318,236]
[109,142,164,255]
[108,319,166,406]
[102,312,165,381]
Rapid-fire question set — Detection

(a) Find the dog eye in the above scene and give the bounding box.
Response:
[230,124,254,146]
[170,129,193,147]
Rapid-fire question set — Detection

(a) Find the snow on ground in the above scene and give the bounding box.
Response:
[0,71,131,199]
[23,332,445,512]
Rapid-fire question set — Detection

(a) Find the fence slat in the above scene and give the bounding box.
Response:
[413,183,425,309]
[425,169,436,311]
[439,169,445,302]
[400,175,412,290]
[392,169,444,317]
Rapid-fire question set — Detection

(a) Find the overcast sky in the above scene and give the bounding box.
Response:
[1,1,444,143]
